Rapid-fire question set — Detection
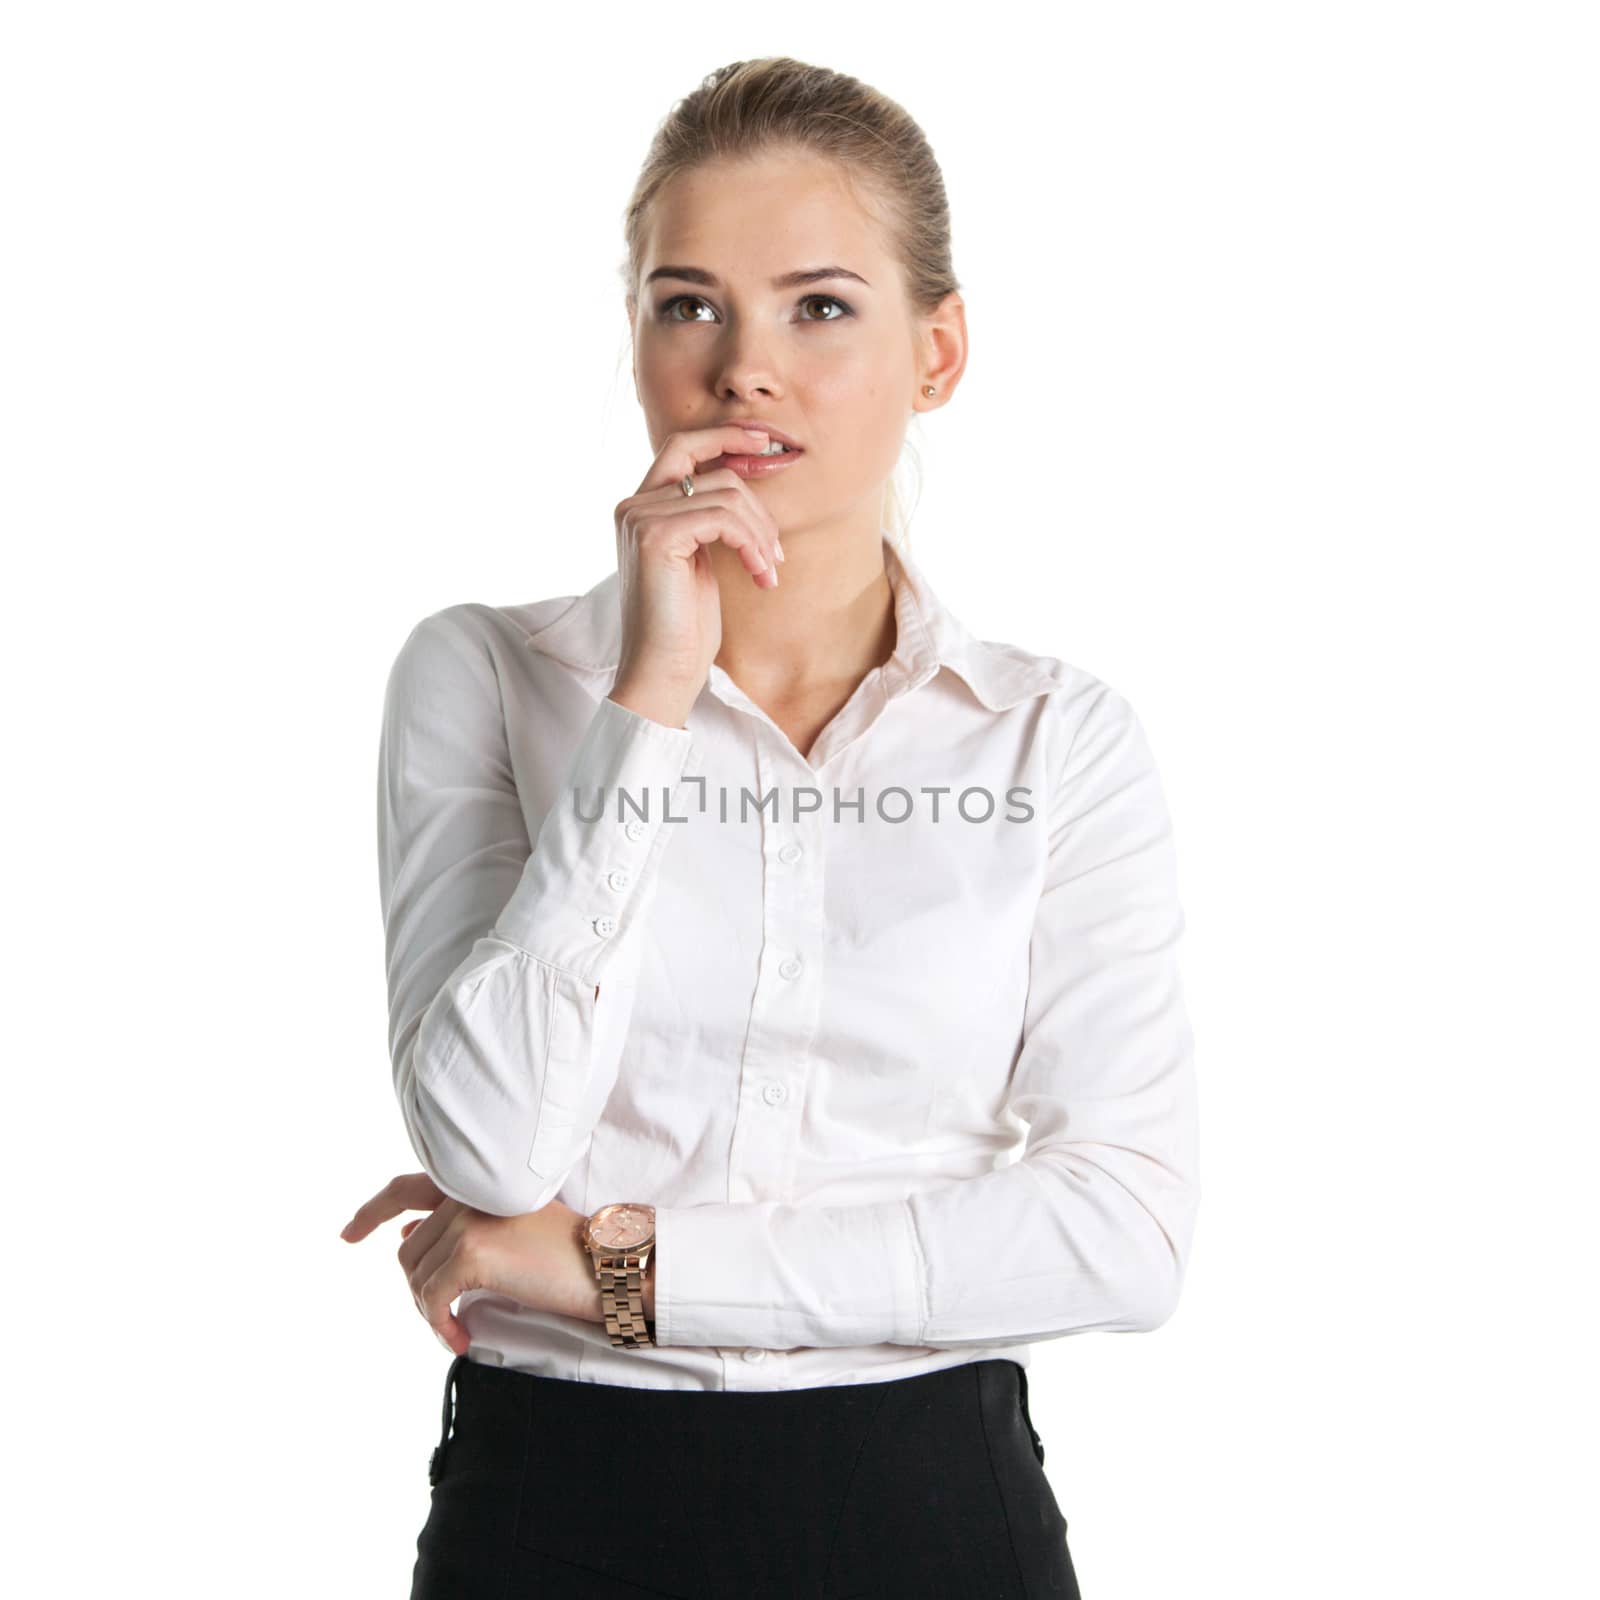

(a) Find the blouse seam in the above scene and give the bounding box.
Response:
[492,937,590,989]
[526,961,561,1159]
[1061,681,1111,786]
[905,1201,932,1343]
[450,605,522,792]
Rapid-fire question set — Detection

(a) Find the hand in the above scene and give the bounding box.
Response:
[338,1174,600,1355]
[609,424,787,727]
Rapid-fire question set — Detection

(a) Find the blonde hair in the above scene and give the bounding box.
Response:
[619,56,963,556]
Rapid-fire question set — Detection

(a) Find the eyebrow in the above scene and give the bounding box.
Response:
[644,264,872,291]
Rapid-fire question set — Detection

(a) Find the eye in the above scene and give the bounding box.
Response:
[799,294,853,321]
[655,293,856,324]
[659,295,715,323]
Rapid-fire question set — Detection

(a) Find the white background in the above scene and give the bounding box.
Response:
[5,3,1595,1595]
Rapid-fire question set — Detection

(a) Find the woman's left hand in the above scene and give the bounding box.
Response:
[338,1174,599,1355]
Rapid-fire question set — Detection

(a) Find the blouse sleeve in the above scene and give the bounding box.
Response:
[651,683,1201,1350]
[378,605,699,1216]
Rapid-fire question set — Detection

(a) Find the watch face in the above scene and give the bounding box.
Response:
[587,1202,655,1252]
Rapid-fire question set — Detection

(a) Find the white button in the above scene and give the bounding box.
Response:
[762,1082,788,1105]
[593,915,617,938]
[624,820,646,842]
[778,842,802,864]
[778,957,802,980]
[607,868,632,891]
[742,1347,767,1362]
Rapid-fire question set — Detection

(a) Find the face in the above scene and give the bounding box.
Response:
[629,147,965,542]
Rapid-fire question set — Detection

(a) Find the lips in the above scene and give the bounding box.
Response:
[705,449,804,479]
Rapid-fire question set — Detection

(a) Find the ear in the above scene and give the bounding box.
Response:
[915,290,969,410]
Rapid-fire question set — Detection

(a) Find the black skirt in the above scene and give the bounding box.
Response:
[409,1352,1081,1599]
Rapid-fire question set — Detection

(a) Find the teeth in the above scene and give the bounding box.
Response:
[757,440,790,455]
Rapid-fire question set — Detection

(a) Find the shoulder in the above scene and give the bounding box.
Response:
[960,631,1129,740]
[379,599,592,756]
[960,632,1164,806]
[384,596,583,686]
[389,596,578,657]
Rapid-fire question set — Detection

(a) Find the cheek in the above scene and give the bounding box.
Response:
[634,342,689,386]
[806,368,904,466]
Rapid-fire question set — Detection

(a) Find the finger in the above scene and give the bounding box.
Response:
[397,1197,457,1274]
[339,1172,442,1240]
[636,425,774,497]
[636,452,783,550]
[677,491,778,585]
[638,488,780,587]
[412,1241,471,1356]
[687,475,783,582]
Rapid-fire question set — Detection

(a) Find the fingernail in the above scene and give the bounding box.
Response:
[741,426,768,437]
[774,538,786,563]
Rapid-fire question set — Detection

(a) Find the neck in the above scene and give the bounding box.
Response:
[711,523,897,700]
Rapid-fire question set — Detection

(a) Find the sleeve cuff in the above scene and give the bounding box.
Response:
[652,1197,926,1352]
[491,694,698,984]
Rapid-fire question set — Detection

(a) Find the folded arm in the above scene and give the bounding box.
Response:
[378,605,699,1217]
[652,684,1202,1350]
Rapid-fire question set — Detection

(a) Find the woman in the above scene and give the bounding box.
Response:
[341,55,1200,1599]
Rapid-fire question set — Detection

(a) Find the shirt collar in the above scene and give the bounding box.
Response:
[522,528,1061,713]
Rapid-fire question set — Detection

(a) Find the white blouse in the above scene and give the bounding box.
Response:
[377,529,1200,1391]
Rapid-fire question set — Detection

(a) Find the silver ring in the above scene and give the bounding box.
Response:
[679,474,695,497]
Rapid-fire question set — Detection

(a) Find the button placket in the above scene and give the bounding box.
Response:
[724,731,823,1213]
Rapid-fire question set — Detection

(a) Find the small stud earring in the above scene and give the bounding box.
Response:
[923,386,936,396]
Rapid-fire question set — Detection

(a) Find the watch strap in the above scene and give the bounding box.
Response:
[595,1250,655,1348]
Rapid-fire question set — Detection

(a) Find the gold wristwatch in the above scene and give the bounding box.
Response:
[582,1201,656,1348]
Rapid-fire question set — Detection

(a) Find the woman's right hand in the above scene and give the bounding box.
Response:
[608,424,787,728]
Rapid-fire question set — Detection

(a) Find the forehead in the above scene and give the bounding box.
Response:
[643,153,889,277]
